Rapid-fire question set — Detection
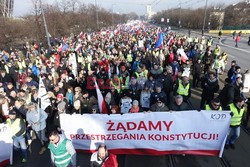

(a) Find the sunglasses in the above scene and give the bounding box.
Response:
[213,103,220,106]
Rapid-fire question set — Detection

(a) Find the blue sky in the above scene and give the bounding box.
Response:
[14,0,243,16]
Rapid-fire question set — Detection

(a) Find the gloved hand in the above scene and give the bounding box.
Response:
[230,112,234,117]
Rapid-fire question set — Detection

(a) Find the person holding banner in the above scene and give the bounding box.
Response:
[205,98,222,111]
[170,95,190,111]
[150,97,169,112]
[26,102,48,155]
[225,97,245,149]
[90,144,118,167]
[48,130,77,167]
[6,109,28,163]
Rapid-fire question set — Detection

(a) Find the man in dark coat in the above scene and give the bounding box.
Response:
[170,95,190,111]
[219,78,235,109]
[200,72,219,109]
[192,59,203,88]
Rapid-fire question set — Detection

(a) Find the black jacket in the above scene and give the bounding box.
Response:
[219,83,235,107]
[193,62,203,75]
[201,77,219,100]
[170,101,190,111]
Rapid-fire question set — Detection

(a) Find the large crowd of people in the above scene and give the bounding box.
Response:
[0,21,249,166]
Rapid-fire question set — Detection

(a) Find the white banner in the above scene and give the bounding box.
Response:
[138,40,144,48]
[0,124,13,166]
[60,111,230,157]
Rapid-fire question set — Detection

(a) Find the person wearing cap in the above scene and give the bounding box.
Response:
[90,144,118,167]
[129,100,142,113]
[174,76,191,102]
[225,97,246,149]
[200,72,219,109]
[91,105,99,114]
[48,130,77,167]
[150,97,169,112]
[26,103,48,154]
[6,109,28,163]
[150,84,167,106]
[205,98,222,111]
[170,95,190,111]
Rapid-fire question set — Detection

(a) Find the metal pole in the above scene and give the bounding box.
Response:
[179,0,181,29]
[40,0,51,47]
[112,4,114,27]
[202,0,208,35]
[95,0,99,29]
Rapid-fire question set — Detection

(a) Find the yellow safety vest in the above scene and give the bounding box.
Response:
[177,80,190,96]
[111,80,121,93]
[6,118,26,137]
[229,103,245,126]
[207,40,212,47]
[127,54,133,62]
[201,39,206,45]
[194,38,198,43]
[205,104,222,111]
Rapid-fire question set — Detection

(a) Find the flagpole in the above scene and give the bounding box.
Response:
[40,0,51,47]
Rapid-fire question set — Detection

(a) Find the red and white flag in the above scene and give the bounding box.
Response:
[95,81,108,114]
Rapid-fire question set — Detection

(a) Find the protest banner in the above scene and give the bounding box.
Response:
[138,40,144,48]
[60,111,230,157]
[0,124,13,166]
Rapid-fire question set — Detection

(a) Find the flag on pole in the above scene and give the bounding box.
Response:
[167,36,173,45]
[116,65,120,76]
[95,81,108,114]
[155,32,164,48]
[108,64,111,79]
[38,77,51,110]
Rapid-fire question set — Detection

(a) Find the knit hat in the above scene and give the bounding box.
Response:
[56,93,64,100]
[236,74,242,79]
[133,100,139,106]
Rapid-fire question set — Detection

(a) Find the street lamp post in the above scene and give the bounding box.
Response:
[40,0,51,47]
[202,0,208,36]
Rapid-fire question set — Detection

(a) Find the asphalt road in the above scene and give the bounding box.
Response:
[6,29,250,167]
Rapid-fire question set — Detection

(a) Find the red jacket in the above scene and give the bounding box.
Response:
[103,154,118,167]
[235,36,240,42]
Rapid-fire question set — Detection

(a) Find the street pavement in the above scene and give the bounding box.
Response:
[6,29,250,167]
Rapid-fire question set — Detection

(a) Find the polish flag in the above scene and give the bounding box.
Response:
[95,81,108,114]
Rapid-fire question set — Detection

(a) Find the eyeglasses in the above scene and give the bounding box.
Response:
[213,103,220,106]
[157,101,162,104]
